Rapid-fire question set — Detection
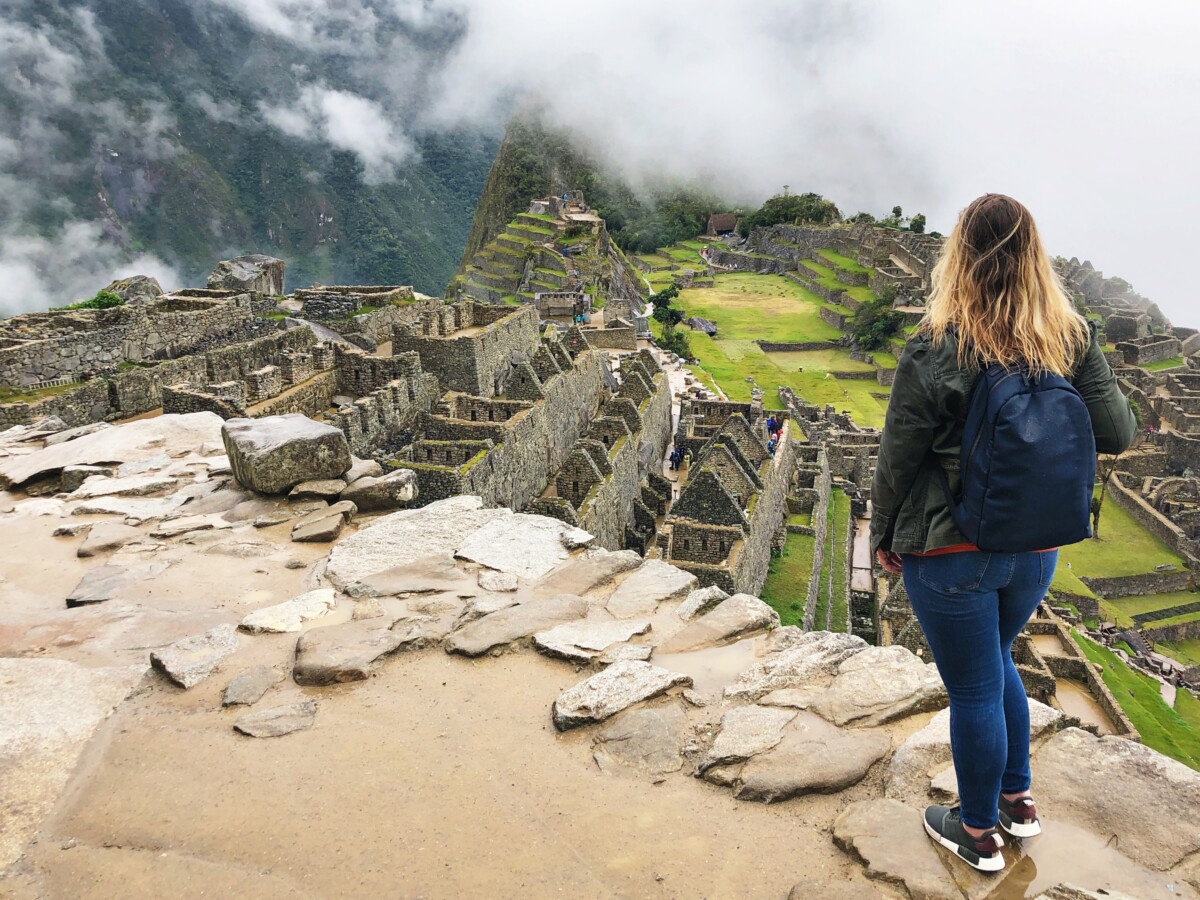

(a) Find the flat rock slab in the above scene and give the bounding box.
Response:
[359,555,477,598]
[150,514,234,539]
[338,470,418,512]
[733,712,891,802]
[326,496,509,590]
[593,705,688,775]
[240,589,337,634]
[72,496,187,521]
[69,473,176,499]
[455,594,520,626]
[222,414,351,495]
[345,458,383,484]
[234,701,317,738]
[0,658,146,871]
[699,705,797,774]
[886,698,1062,802]
[1033,727,1200,871]
[0,412,222,490]
[534,619,652,664]
[606,560,697,619]
[293,619,416,685]
[289,479,347,500]
[150,623,242,689]
[725,630,868,701]
[676,585,729,621]
[447,594,588,658]
[809,645,946,727]
[222,666,281,707]
[455,514,591,581]
[658,593,779,653]
[535,549,643,597]
[478,570,518,593]
[553,660,693,731]
[833,799,963,900]
[291,503,355,543]
[65,561,170,608]
[77,522,143,558]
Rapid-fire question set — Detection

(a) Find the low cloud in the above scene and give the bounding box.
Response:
[261,85,415,182]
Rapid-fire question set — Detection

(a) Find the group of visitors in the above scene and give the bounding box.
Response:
[764,415,783,456]
[668,447,687,471]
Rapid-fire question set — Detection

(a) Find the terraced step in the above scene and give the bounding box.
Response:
[462,280,505,304]
[494,235,531,254]
[505,222,555,240]
[515,213,562,231]
[470,270,521,292]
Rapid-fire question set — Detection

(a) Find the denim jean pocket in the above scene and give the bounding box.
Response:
[916,552,991,594]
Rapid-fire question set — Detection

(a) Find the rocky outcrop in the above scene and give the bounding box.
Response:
[605,559,697,619]
[447,594,589,657]
[339,470,418,512]
[207,254,285,295]
[223,414,352,495]
[657,593,778,653]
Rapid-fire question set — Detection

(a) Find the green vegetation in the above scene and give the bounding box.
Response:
[0,380,83,404]
[828,489,852,632]
[762,533,817,627]
[1156,639,1200,666]
[52,289,125,312]
[1103,591,1200,628]
[666,274,890,427]
[1053,490,1185,599]
[815,249,871,275]
[738,192,840,238]
[1144,357,1184,371]
[849,286,904,352]
[1076,632,1200,770]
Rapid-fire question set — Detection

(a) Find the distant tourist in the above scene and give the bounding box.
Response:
[766,438,776,457]
[870,194,1136,873]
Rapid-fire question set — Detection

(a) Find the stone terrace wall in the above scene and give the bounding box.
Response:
[254,371,339,419]
[403,348,606,510]
[392,303,540,398]
[573,358,673,549]
[734,431,798,596]
[1109,477,1199,561]
[0,294,253,387]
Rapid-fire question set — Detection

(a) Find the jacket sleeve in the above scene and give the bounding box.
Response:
[870,337,940,553]
[1072,333,1138,455]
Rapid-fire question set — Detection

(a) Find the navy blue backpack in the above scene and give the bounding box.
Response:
[937,364,1096,553]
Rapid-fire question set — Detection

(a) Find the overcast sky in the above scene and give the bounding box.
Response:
[3,0,1198,322]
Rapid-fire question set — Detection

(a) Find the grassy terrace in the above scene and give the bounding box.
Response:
[828,488,851,632]
[1145,356,1184,371]
[1076,632,1200,769]
[816,248,871,275]
[798,259,877,305]
[0,380,83,404]
[1156,639,1200,666]
[1052,488,1186,600]
[664,273,890,427]
[762,532,817,627]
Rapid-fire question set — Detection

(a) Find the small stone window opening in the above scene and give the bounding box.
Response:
[572,480,579,495]
[425,448,433,461]
[470,409,478,421]
[683,539,691,551]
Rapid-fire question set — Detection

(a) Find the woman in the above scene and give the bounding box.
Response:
[870,194,1136,873]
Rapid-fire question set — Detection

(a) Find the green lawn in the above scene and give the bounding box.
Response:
[1103,591,1200,628]
[787,510,813,528]
[816,248,872,275]
[663,274,890,426]
[1076,632,1200,770]
[1053,490,1186,599]
[767,349,875,374]
[873,352,898,369]
[1144,357,1184,372]
[828,489,851,632]
[0,380,84,404]
[797,259,878,305]
[1155,639,1200,666]
[762,532,817,627]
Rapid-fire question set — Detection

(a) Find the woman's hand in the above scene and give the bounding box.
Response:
[876,549,903,574]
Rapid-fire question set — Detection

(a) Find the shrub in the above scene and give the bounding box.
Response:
[52,289,126,312]
[850,296,904,351]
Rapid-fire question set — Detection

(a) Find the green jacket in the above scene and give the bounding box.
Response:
[869,326,1138,555]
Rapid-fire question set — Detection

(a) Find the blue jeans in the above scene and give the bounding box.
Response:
[900,550,1056,829]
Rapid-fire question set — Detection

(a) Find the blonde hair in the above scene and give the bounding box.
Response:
[921,194,1090,377]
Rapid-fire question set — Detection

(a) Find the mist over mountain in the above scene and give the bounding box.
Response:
[2,0,1197,322]
[0,0,497,312]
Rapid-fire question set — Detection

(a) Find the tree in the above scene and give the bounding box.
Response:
[909,213,927,234]
[652,284,684,338]
[892,206,903,219]
[848,211,876,225]
[738,192,841,237]
[849,294,904,351]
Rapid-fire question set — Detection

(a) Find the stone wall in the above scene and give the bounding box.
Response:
[734,433,798,596]
[334,372,442,458]
[1081,570,1194,599]
[1117,335,1183,367]
[1143,618,1200,643]
[1108,477,1198,560]
[392,303,541,398]
[0,294,254,387]
[162,383,246,419]
[580,325,637,351]
[254,371,339,419]
[401,347,606,510]
[293,286,414,322]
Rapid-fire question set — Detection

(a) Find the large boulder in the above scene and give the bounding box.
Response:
[207,254,285,295]
[339,470,418,512]
[552,661,693,731]
[103,275,163,305]
[222,414,351,495]
[657,594,779,653]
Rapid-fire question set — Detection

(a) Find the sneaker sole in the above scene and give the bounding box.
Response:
[923,818,1006,873]
[998,817,1042,838]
